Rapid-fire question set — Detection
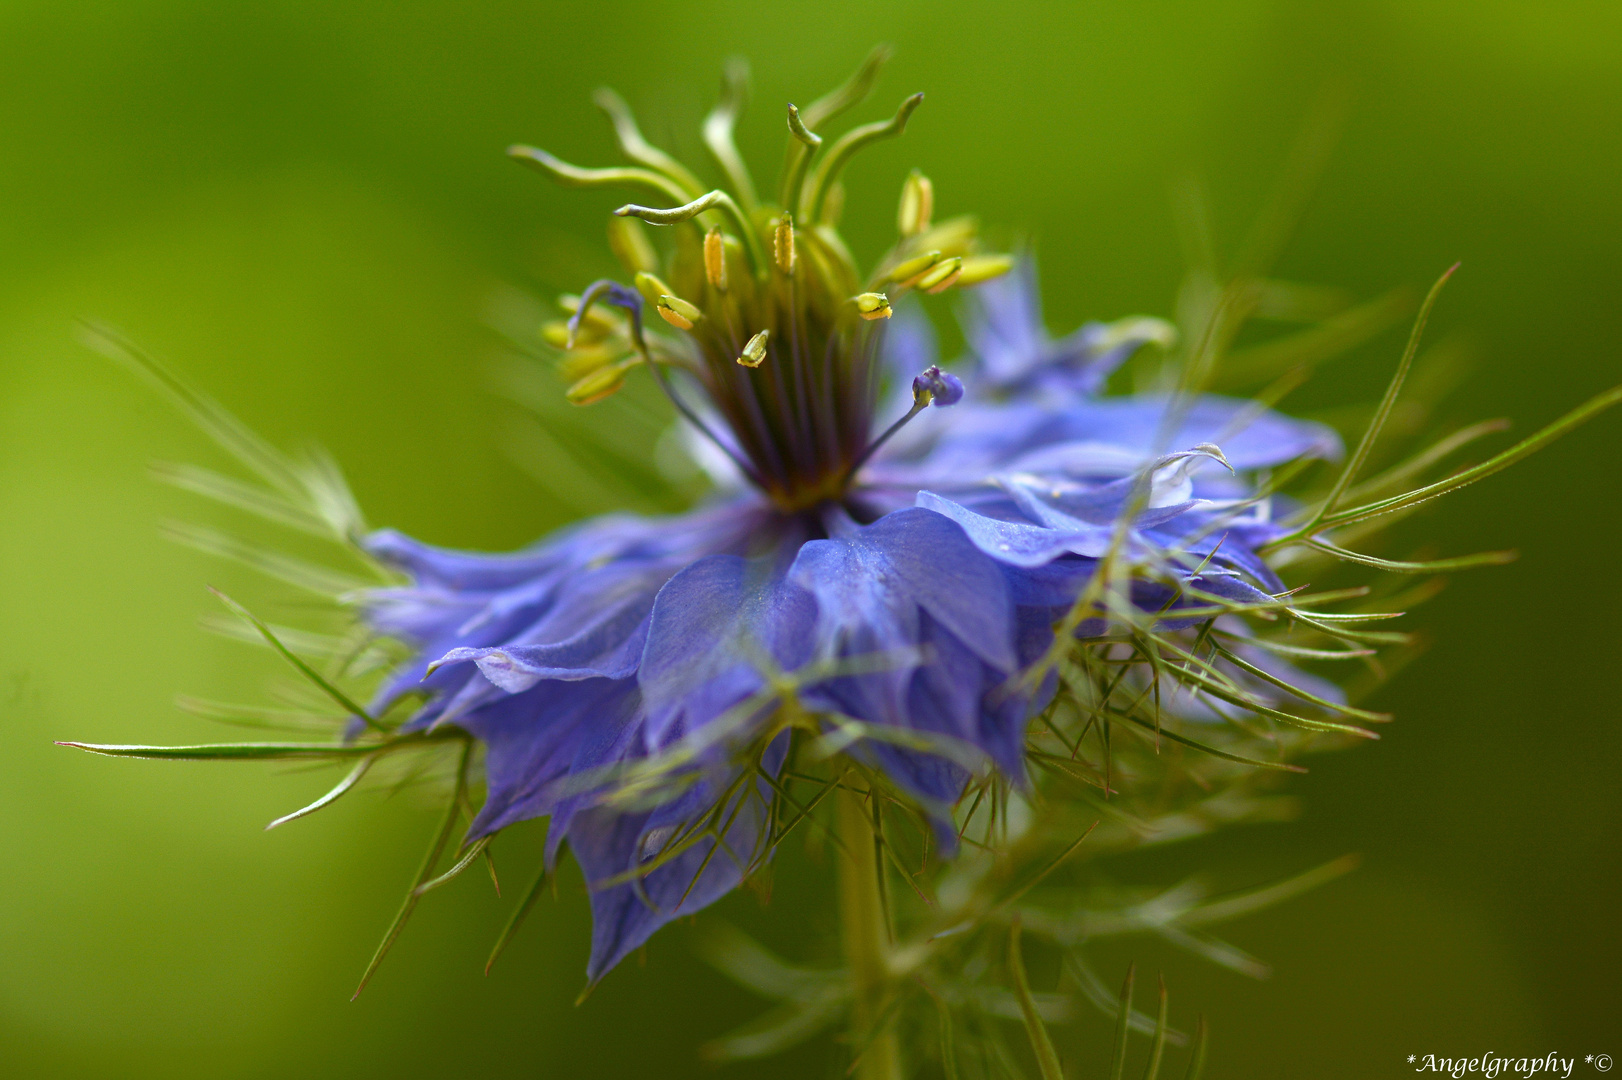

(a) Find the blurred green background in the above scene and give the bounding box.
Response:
[3,2,1619,1076]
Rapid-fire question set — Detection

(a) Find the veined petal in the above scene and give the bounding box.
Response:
[637,555,817,748]
[789,508,1029,817]
[959,258,1049,387]
[790,507,1016,672]
[459,676,643,838]
[572,734,788,982]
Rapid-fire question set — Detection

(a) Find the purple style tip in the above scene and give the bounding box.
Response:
[913,365,964,407]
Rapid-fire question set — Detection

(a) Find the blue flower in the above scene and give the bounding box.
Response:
[365,235,1339,978]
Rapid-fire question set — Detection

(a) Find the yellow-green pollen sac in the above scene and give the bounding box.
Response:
[519,49,1013,513]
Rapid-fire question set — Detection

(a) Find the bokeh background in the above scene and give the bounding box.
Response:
[3,2,1619,1077]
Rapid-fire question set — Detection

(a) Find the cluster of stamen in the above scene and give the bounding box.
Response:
[527,49,1012,514]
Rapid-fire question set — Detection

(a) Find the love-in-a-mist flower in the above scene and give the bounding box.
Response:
[355,70,1342,980]
[63,53,1622,1077]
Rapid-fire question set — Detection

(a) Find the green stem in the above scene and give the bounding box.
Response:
[838,784,901,1080]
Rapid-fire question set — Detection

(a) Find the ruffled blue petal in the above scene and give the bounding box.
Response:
[788,508,1030,825]
[636,555,817,748]
[363,501,763,728]
[457,676,643,838]
[958,258,1165,395]
[877,397,1336,487]
[571,734,788,982]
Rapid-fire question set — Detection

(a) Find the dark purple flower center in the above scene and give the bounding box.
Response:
[532,69,1010,517]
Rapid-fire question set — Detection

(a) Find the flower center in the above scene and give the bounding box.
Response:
[529,55,1013,514]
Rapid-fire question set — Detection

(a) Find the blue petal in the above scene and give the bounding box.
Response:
[916,490,1118,567]
[789,508,1029,817]
[429,585,652,690]
[458,676,643,838]
[876,397,1337,493]
[363,501,764,725]
[636,555,817,748]
[571,734,788,982]
[791,508,1016,672]
[960,258,1049,386]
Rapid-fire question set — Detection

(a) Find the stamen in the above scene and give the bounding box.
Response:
[854,292,893,321]
[566,361,633,405]
[738,329,770,368]
[918,256,962,294]
[632,271,676,307]
[842,365,964,484]
[887,250,941,285]
[774,213,796,274]
[955,254,1015,286]
[570,279,765,488]
[525,61,1003,508]
[704,227,728,291]
[898,169,934,236]
[656,295,702,330]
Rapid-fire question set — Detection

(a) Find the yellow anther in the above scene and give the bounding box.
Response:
[704,227,728,292]
[657,294,703,330]
[955,254,1015,287]
[633,271,676,308]
[854,292,893,320]
[774,213,796,273]
[557,344,621,381]
[738,329,770,367]
[888,250,942,284]
[540,321,574,349]
[565,362,629,405]
[918,256,963,294]
[897,170,934,237]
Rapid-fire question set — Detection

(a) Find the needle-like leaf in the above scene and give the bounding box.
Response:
[209,588,385,732]
[1142,975,1170,1080]
[1182,1016,1209,1080]
[266,755,375,830]
[1110,964,1137,1080]
[1008,920,1064,1080]
[352,741,470,999]
[486,856,551,976]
